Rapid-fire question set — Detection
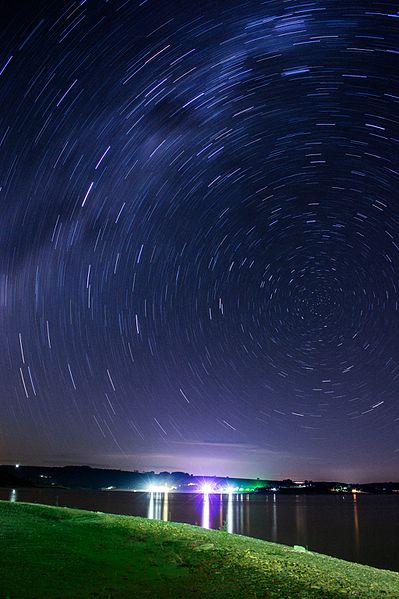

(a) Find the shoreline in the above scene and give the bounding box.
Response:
[1,500,399,598]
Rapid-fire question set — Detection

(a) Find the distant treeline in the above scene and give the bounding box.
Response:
[0,465,398,494]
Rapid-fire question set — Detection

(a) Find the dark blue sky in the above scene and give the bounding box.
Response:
[1,0,398,481]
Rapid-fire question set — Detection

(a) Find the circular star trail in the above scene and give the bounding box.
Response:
[1,0,398,480]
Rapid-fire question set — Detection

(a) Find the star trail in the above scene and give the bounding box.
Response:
[1,0,399,481]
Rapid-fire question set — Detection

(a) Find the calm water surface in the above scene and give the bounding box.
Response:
[2,488,398,572]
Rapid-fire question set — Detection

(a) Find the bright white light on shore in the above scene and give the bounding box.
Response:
[224,486,236,494]
[147,484,170,493]
[201,483,213,494]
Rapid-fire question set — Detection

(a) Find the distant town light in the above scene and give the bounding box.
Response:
[147,484,170,493]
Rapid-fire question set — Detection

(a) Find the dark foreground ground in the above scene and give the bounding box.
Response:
[0,501,398,598]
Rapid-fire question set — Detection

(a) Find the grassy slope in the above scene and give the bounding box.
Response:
[0,501,398,598]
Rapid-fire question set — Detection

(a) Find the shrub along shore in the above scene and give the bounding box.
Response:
[1,501,398,598]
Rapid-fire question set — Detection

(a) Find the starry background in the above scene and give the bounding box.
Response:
[1,0,399,482]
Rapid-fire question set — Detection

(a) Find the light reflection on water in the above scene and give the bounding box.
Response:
[148,490,236,533]
[202,492,210,529]
[353,493,360,560]
[148,491,154,519]
[148,491,170,521]
[163,490,168,521]
[227,492,233,533]
[271,494,277,541]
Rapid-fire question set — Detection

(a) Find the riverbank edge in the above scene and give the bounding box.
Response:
[1,500,399,598]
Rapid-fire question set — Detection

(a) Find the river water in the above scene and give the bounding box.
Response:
[1,488,398,572]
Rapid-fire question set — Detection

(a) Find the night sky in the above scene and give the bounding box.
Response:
[1,1,399,482]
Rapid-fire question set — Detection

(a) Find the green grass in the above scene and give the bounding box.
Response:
[0,501,398,598]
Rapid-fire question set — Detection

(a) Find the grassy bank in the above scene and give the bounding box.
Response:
[0,501,398,598]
